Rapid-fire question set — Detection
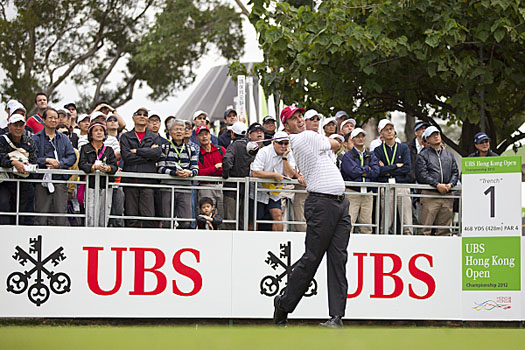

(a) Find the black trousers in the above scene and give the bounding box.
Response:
[280,194,351,317]
[124,186,156,228]
[0,181,34,225]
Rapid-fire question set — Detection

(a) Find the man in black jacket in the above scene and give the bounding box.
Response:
[222,122,264,230]
[415,126,459,235]
[468,132,498,157]
[120,107,162,228]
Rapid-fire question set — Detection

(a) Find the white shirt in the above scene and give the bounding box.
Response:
[78,135,119,153]
[289,130,345,195]
[251,144,295,203]
[369,137,382,152]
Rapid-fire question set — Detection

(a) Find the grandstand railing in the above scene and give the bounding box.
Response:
[0,168,462,234]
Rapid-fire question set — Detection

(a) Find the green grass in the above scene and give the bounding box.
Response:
[1,325,524,350]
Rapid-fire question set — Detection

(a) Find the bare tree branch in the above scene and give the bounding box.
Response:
[114,75,139,108]
[93,45,126,103]
[233,0,250,17]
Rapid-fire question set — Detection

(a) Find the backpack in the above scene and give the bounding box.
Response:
[198,145,224,165]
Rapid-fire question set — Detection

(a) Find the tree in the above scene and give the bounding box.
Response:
[0,0,244,112]
[247,0,525,155]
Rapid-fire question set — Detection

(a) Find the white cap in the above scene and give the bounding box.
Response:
[134,107,149,114]
[322,117,337,128]
[350,127,367,139]
[6,100,19,112]
[78,113,90,122]
[90,111,107,122]
[149,111,161,119]
[231,121,247,136]
[192,110,208,121]
[378,119,395,132]
[334,110,349,120]
[329,134,344,143]
[57,108,71,117]
[340,118,356,129]
[304,109,320,120]
[273,130,289,142]
[8,102,26,116]
[8,114,25,124]
[423,126,440,139]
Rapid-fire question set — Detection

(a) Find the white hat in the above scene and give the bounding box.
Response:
[423,126,440,139]
[8,114,25,124]
[329,134,344,143]
[134,107,149,114]
[334,110,349,120]
[90,111,107,122]
[6,100,19,112]
[304,109,320,120]
[340,118,356,129]
[231,121,247,136]
[8,102,26,116]
[148,111,161,119]
[378,119,395,132]
[57,108,71,117]
[78,113,90,122]
[192,110,208,121]
[350,127,367,139]
[273,130,289,142]
[322,117,337,128]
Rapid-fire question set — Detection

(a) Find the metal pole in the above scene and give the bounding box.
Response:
[383,185,390,234]
[15,179,20,225]
[171,186,175,229]
[93,171,100,227]
[243,177,250,231]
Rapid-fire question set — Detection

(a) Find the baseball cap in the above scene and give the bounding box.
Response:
[57,108,71,117]
[231,121,247,136]
[263,115,276,124]
[195,125,210,134]
[192,110,208,121]
[322,117,337,128]
[64,102,77,110]
[6,100,19,112]
[224,108,237,119]
[304,109,320,120]
[350,127,367,139]
[8,102,26,116]
[378,119,395,132]
[340,118,356,129]
[334,110,349,120]
[414,120,430,132]
[248,122,265,134]
[273,131,289,142]
[148,112,161,120]
[280,105,305,124]
[90,111,107,122]
[474,132,490,144]
[134,107,149,115]
[329,134,344,143]
[423,126,440,139]
[78,113,90,122]
[8,114,25,124]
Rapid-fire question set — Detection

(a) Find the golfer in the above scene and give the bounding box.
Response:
[273,105,352,328]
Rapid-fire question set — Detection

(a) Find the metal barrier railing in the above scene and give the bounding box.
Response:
[0,168,462,234]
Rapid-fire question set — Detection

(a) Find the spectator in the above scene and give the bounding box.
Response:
[222,121,253,230]
[340,128,379,233]
[468,132,498,157]
[338,118,356,138]
[190,110,219,147]
[407,121,429,182]
[157,119,198,229]
[91,100,126,131]
[374,119,413,234]
[78,112,107,148]
[334,110,350,134]
[164,115,175,140]
[57,109,79,148]
[218,108,238,148]
[105,113,121,160]
[329,134,344,165]
[106,112,124,227]
[262,115,277,146]
[148,112,169,145]
[33,107,77,226]
[196,197,222,230]
[26,92,48,134]
[304,110,321,132]
[78,122,118,227]
[416,126,459,235]
[77,114,91,147]
[322,117,337,137]
[251,131,298,231]
[0,114,37,225]
[120,107,162,228]
[183,119,199,153]
[196,125,225,219]
[64,102,78,130]
[0,102,33,138]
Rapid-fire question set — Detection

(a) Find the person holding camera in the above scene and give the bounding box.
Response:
[340,128,379,234]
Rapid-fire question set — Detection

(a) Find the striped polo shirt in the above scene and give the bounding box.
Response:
[289,130,345,196]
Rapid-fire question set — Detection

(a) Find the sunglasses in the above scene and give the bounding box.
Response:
[107,118,118,122]
[134,112,148,117]
[478,139,489,144]
[308,116,321,121]
[276,141,289,145]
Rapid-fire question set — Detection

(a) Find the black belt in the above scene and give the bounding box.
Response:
[308,192,345,201]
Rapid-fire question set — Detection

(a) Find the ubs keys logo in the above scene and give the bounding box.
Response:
[260,241,317,297]
[6,235,71,306]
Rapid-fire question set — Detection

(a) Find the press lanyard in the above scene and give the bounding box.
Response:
[383,142,397,165]
[359,152,365,183]
[170,140,183,167]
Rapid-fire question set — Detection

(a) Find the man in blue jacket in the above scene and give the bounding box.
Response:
[340,128,379,233]
[374,119,413,234]
[415,126,459,235]
[33,107,77,226]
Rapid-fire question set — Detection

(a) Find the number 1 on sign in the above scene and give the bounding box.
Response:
[484,185,495,218]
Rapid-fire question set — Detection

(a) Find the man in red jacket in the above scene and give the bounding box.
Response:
[196,125,225,222]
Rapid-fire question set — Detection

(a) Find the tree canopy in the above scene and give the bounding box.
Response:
[247,0,525,155]
[0,0,244,112]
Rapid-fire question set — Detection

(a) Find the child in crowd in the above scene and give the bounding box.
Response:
[196,197,222,230]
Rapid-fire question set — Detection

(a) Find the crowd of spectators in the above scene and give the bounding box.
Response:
[0,92,502,234]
